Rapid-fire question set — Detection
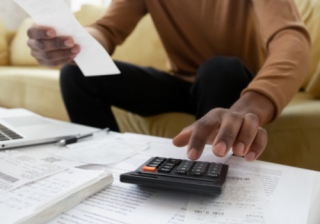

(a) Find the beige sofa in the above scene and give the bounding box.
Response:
[1,2,320,171]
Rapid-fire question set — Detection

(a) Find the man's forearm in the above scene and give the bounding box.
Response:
[230,91,276,126]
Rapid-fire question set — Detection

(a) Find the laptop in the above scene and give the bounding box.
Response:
[0,108,98,149]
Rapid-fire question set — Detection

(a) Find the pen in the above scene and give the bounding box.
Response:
[55,127,110,146]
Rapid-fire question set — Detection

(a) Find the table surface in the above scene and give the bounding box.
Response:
[14,133,320,224]
[1,106,319,224]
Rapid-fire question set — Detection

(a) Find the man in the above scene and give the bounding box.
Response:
[26,0,310,162]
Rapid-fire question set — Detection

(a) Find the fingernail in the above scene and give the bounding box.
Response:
[71,47,79,54]
[235,142,245,156]
[187,148,198,160]
[214,142,226,156]
[64,39,74,47]
[46,30,55,37]
[245,152,256,161]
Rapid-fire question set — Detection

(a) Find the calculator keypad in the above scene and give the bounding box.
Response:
[142,157,223,178]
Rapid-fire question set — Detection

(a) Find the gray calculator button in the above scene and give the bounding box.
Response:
[175,170,188,174]
[147,164,159,167]
[191,172,204,176]
[163,165,174,169]
[158,168,171,173]
[207,173,219,178]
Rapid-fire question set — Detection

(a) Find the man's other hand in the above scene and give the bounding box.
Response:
[27,24,80,67]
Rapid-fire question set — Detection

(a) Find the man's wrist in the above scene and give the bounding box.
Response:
[230,91,276,126]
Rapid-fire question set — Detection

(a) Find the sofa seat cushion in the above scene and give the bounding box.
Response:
[112,107,195,138]
[262,92,320,170]
[0,67,68,121]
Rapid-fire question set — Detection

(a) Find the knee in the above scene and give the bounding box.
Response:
[60,64,84,87]
[196,56,247,84]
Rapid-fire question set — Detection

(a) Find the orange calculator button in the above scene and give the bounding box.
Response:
[142,166,157,172]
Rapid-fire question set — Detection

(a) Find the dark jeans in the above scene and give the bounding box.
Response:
[60,56,253,132]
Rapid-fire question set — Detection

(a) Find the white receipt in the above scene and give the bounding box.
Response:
[185,174,274,224]
[0,168,105,224]
[0,152,69,194]
[55,138,148,165]
[14,0,120,76]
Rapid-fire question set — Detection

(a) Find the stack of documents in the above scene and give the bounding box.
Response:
[0,167,113,224]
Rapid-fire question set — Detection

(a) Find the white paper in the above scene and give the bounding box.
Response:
[0,152,70,193]
[55,138,149,165]
[167,205,187,224]
[48,156,189,224]
[226,157,316,224]
[185,174,274,224]
[14,0,120,76]
[0,168,106,224]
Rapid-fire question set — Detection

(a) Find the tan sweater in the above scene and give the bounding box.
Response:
[91,0,311,118]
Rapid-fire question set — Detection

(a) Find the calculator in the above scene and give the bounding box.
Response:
[120,157,229,195]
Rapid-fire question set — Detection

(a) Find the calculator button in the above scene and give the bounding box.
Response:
[175,161,194,174]
[175,170,188,174]
[158,168,172,173]
[166,159,181,164]
[154,159,165,163]
[192,168,206,173]
[163,165,174,169]
[194,162,209,167]
[206,173,219,178]
[180,161,194,165]
[154,157,166,160]
[208,163,222,173]
[163,162,175,166]
[149,161,162,165]
[146,164,160,167]
[178,167,188,171]
[191,172,205,176]
[142,166,157,172]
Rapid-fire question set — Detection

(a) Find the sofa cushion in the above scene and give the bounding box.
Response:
[262,92,320,171]
[0,19,9,65]
[0,67,68,121]
[112,107,195,138]
[294,0,320,96]
[112,14,167,71]
[10,18,39,66]
[74,4,107,26]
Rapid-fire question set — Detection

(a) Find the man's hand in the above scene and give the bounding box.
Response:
[173,91,275,162]
[27,25,80,67]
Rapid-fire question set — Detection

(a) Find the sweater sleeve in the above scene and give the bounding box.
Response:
[242,0,311,120]
[89,0,147,54]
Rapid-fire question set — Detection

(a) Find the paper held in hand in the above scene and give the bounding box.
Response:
[14,0,120,77]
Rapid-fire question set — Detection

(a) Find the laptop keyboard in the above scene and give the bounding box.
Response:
[0,123,23,141]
